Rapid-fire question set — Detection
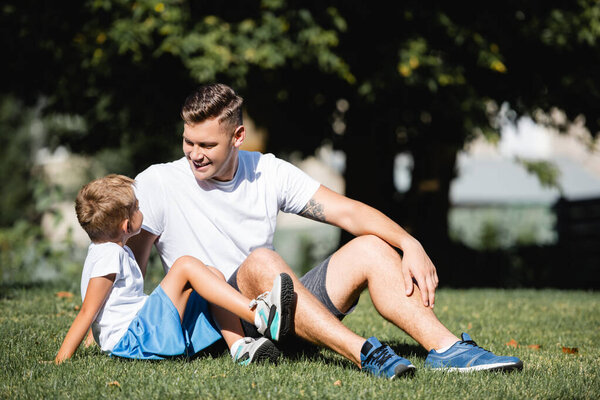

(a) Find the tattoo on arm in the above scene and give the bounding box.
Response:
[299,199,326,222]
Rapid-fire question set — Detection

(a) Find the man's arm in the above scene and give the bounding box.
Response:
[299,185,439,308]
[126,229,158,278]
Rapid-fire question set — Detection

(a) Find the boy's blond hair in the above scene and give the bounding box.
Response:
[75,174,137,242]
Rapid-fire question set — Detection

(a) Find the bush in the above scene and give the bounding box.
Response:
[0,220,82,285]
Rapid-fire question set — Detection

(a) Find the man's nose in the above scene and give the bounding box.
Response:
[190,146,204,160]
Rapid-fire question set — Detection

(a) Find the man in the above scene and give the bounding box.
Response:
[128,83,522,378]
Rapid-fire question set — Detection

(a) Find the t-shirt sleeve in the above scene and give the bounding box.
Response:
[268,155,321,214]
[134,166,165,235]
[89,246,122,279]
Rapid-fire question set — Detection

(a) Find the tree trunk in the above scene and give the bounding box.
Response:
[340,116,398,245]
[405,135,459,268]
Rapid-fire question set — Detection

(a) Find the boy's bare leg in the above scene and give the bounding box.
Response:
[161,257,281,365]
[325,235,459,351]
[160,256,255,337]
[202,265,247,347]
[235,248,365,367]
[209,303,246,348]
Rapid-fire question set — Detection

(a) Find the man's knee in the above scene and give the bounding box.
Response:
[245,248,286,272]
[348,235,398,258]
[334,235,402,278]
[237,248,289,294]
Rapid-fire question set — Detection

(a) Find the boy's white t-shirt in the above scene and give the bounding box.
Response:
[81,242,147,352]
[134,151,320,279]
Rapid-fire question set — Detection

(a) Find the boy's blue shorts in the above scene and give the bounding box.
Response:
[110,285,222,360]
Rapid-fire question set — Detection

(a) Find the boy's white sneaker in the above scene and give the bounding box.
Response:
[249,273,294,341]
[232,337,280,365]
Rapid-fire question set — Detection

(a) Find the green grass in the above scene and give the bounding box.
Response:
[1,283,599,399]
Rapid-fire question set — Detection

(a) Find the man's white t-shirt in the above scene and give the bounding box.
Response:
[134,151,320,279]
[81,242,147,352]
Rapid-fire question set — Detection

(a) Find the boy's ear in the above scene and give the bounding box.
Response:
[232,125,245,148]
[120,219,130,234]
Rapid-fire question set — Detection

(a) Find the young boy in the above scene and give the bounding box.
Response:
[55,174,294,365]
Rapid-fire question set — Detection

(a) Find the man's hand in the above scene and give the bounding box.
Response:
[127,229,158,277]
[300,185,440,308]
[400,239,439,308]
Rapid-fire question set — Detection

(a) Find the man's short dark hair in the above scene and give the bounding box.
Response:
[181,83,243,132]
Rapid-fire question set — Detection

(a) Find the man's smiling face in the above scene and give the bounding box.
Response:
[182,117,244,182]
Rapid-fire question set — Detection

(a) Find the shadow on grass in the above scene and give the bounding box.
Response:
[194,337,341,365]
[276,337,427,366]
[387,340,429,359]
[1,278,79,300]
[75,336,428,371]
[0,280,55,300]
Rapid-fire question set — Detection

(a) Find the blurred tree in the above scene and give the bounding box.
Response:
[0,0,351,226]
[0,97,39,226]
[1,0,599,271]
[244,1,600,256]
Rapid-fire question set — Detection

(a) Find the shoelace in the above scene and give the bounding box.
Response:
[365,346,394,368]
[248,291,270,310]
[461,339,491,354]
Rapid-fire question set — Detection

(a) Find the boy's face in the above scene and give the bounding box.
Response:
[182,118,244,182]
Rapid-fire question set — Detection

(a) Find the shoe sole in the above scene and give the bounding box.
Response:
[250,340,281,364]
[264,273,295,341]
[391,364,416,379]
[430,360,523,373]
[277,273,294,339]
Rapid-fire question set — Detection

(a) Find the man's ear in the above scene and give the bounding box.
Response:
[232,125,245,148]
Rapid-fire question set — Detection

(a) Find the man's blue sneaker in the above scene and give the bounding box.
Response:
[360,337,416,379]
[425,333,523,372]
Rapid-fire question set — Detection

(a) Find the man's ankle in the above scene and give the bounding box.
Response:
[431,335,460,353]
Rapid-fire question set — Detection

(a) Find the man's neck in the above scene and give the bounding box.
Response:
[212,149,240,182]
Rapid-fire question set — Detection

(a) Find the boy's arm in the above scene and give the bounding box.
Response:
[299,185,438,308]
[55,274,115,364]
[127,229,158,278]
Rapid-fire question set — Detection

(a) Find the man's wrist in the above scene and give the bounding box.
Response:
[398,235,422,252]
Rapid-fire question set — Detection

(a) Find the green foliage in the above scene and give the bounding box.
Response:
[0,220,82,284]
[0,95,86,282]
[2,1,600,267]
[516,158,563,191]
[0,97,39,226]
[478,221,506,251]
[449,206,558,252]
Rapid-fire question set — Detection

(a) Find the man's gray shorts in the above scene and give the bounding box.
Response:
[227,255,359,338]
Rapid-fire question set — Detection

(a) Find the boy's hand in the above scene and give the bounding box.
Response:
[54,355,66,365]
[84,329,96,348]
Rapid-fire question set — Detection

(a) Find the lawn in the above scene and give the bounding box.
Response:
[1,282,599,399]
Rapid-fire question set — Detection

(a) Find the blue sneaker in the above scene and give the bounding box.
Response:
[360,337,416,379]
[425,333,523,372]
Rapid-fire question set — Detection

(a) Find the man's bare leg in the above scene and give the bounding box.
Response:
[325,235,459,351]
[235,248,365,367]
